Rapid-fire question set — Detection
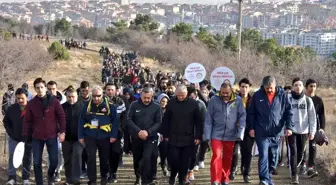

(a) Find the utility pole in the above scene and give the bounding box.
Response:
[237,0,243,62]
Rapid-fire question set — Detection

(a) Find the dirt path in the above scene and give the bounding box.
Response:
[0,44,334,185]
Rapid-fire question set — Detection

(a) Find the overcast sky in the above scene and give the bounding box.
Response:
[0,0,294,5]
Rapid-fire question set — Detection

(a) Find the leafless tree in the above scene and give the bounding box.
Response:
[0,39,53,90]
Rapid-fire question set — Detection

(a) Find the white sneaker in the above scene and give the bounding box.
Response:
[193,165,199,171]
[23,180,30,185]
[199,161,205,169]
[6,179,15,185]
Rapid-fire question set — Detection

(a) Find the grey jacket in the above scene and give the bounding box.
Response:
[205,94,246,141]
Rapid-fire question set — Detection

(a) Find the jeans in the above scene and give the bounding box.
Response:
[8,137,32,181]
[255,136,280,185]
[32,138,59,185]
[46,138,64,173]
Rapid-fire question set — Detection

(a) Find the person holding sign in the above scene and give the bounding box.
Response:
[205,83,246,185]
[78,86,118,185]
[3,88,32,185]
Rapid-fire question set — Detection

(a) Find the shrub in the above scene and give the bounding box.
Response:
[48,41,70,60]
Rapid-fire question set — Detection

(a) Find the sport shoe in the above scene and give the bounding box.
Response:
[299,164,307,175]
[229,173,235,180]
[6,179,15,185]
[187,171,195,181]
[199,161,205,169]
[80,172,88,179]
[23,180,30,185]
[243,175,251,183]
[161,165,169,176]
[307,167,318,178]
[55,172,61,182]
[291,175,299,184]
[193,165,199,171]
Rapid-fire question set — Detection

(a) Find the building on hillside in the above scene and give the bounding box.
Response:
[299,32,336,57]
[262,29,336,57]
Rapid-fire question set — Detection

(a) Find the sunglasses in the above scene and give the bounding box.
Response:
[92,94,102,98]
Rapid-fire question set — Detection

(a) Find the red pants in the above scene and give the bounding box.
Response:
[210,140,235,183]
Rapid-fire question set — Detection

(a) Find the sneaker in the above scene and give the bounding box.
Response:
[229,173,235,180]
[187,171,195,181]
[291,175,299,184]
[108,173,118,183]
[243,175,251,183]
[279,162,285,167]
[134,177,141,185]
[6,179,15,185]
[23,180,30,185]
[307,167,318,178]
[193,165,199,171]
[299,164,307,175]
[221,183,229,185]
[161,165,169,176]
[54,172,61,182]
[271,170,278,175]
[199,161,205,169]
[180,180,190,185]
[80,172,88,179]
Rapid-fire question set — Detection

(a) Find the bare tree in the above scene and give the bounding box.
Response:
[0,39,53,90]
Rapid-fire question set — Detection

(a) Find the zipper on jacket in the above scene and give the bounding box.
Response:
[222,101,227,140]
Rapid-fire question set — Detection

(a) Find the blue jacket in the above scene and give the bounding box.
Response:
[205,94,246,141]
[247,86,294,137]
[78,98,118,140]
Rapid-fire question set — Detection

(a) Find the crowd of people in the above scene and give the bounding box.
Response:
[59,38,87,50]
[1,49,329,185]
[10,33,50,41]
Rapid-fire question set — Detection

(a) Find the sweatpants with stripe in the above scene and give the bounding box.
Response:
[287,133,308,176]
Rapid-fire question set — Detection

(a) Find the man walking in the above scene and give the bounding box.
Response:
[23,78,66,185]
[248,76,294,185]
[127,87,162,185]
[205,83,246,185]
[162,84,202,185]
[4,88,32,185]
[305,79,325,178]
[47,80,66,182]
[287,78,317,184]
[104,83,127,183]
[62,87,84,185]
[78,85,118,185]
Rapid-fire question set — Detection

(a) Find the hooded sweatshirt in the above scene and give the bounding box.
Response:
[157,93,170,104]
[288,91,317,136]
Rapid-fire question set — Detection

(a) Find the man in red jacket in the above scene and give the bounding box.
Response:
[23,78,66,185]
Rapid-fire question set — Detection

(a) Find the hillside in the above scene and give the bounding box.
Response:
[0,40,335,185]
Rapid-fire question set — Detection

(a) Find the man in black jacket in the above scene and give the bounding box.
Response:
[162,84,202,185]
[61,87,84,185]
[3,88,32,185]
[104,83,126,183]
[304,79,326,177]
[127,87,162,185]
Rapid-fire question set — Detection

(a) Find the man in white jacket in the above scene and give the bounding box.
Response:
[287,78,317,184]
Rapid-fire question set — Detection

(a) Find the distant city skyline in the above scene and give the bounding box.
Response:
[0,0,296,5]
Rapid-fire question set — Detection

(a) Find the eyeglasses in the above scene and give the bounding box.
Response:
[92,94,102,98]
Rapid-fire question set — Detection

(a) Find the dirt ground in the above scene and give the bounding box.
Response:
[0,41,335,185]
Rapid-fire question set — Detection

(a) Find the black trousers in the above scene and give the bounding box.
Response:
[302,138,317,168]
[168,145,193,183]
[159,140,169,167]
[288,133,308,176]
[188,145,198,170]
[241,133,255,176]
[230,141,242,174]
[123,127,132,154]
[82,148,87,172]
[110,139,122,175]
[85,136,110,183]
[196,141,209,163]
[62,140,84,183]
[151,142,159,179]
[132,138,157,184]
